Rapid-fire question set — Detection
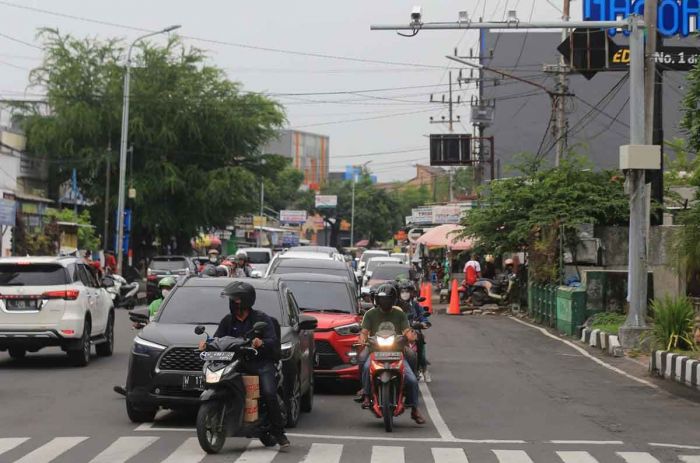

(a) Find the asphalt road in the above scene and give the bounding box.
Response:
[1,307,699,462]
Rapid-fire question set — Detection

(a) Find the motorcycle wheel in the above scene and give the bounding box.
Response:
[471,289,488,307]
[380,382,393,433]
[196,401,226,454]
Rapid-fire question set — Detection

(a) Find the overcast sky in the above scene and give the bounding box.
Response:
[0,0,577,181]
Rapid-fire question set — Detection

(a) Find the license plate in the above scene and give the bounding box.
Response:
[374,352,402,361]
[6,299,38,311]
[200,352,235,361]
[182,375,204,391]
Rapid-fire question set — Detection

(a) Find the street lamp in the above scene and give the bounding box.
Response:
[115,25,181,274]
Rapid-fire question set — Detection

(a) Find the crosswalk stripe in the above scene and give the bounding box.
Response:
[302,443,344,463]
[160,437,205,463]
[679,458,700,463]
[431,447,469,463]
[616,453,661,463]
[557,451,599,463]
[371,446,405,463]
[0,438,28,457]
[234,441,279,463]
[492,450,535,463]
[13,436,88,463]
[88,436,159,463]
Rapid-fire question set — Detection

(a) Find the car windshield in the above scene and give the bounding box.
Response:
[371,265,412,281]
[245,251,271,264]
[366,259,401,273]
[273,266,349,279]
[158,287,284,325]
[285,280,354,313]
[150,259,188,271]
[0,264,69,286]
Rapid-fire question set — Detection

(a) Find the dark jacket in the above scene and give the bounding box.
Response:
[214,309,281,362]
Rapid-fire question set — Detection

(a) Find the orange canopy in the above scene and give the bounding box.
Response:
[416,224,473,251]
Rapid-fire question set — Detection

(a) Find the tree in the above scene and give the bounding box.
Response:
[460,154,629,282]
[14,29,285,256]
[390,184,432,226]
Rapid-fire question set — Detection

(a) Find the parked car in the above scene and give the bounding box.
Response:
[232,247,273,275]
[266,256,358,292]
[124,276,317,428]
[362,263,415,297]
[362,257,403,286]
[0,256,115,366]
[278,273,362,381]
[146,256,196,302]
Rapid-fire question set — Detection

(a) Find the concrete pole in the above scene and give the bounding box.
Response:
[257,181,264,247]
[103,141,111,251]
[350,175,356,247]
[644,0,658,146]
[555,0,571,167]
[620,16,649,346]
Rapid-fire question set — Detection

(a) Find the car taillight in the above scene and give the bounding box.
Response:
[147,275,157,281]
[42,290,80,300]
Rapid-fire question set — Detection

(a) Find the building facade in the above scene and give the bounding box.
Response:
[263,129,330,190]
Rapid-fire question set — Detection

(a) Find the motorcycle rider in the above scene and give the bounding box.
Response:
[463,254,482,304]
[198,281,290,451]
[397,279,431,382]
[148,276,176,320]
[358,283,425,424]
[232,250,253,277]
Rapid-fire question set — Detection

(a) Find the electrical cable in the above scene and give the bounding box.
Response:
[0,31,42,50]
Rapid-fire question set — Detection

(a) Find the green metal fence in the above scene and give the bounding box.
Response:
[528,282,558,328]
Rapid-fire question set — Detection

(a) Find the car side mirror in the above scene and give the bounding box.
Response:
[194,325,206,335]
[298,314,318,331]
[250,270,263,279]
[101,277,115,288]
[129,307,149,325]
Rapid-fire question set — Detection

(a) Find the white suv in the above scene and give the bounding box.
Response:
[0,256,115,366]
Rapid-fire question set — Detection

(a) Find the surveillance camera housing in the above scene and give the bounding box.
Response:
[411,6,423,24]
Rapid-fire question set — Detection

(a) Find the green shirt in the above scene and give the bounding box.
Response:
[148,298,163,319]
[361,307,409,336]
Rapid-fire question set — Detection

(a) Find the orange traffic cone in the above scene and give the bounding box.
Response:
[424,283,434,314]
[447,279,461,315]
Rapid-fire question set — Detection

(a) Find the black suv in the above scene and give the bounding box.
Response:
[146,256,196,302]
[125,276,317,428]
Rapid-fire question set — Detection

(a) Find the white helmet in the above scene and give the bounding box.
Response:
[504,258,514,266]
[235,250,248,260]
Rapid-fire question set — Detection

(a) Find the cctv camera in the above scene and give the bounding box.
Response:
[411,6,423,24]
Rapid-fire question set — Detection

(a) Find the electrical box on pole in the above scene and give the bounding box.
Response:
[429,134,472,166]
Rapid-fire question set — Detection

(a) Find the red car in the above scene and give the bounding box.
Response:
[279,273,363,381]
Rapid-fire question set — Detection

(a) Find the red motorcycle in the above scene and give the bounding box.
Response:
[363,330,408,432]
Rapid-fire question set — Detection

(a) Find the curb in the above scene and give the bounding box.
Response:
[579,327,623,357]
[650,350,700,391]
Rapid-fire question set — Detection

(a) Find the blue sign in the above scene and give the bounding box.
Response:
[0,199,16,227]
[114,208,132,233]
[584,0,700,37]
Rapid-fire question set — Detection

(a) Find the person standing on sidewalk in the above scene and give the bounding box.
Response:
[463,254,481,304]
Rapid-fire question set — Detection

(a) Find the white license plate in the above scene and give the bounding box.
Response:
[6,299,38,310]
[374,352,402,361]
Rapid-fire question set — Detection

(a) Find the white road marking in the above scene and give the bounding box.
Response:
[616,452,661,463]
[492,449,535,462]
[557,451,599,463]
[549,440,624,445]
[234,441,278,463]
[419,381,456,440]
[371,446,405,463]
[160,437,206,463]
[0,438,28,457]
[680,457,700,463]
[301,443,344,463]
[88,436,159,463]
[431,447,469,463]
[650,443,700,450]
[13,436,88,463]
[509,317,660,390]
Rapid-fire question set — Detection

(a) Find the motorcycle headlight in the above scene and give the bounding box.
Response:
[376,335,395,347]
[205,368,224,384]
[281,341,295,360]
[334,323,360,336]
[132,336,166,356]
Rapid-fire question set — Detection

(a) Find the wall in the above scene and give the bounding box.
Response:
[262,129,329,188]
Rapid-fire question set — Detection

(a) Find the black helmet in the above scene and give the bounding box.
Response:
[375,283,397,311]
[397,279,415,292]
[221,281,256,309]
[202,265,218,277]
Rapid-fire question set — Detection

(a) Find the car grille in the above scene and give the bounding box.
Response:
[315,340,344,369]
[158,347,204,372]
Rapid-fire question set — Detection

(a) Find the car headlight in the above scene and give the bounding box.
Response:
[376,335,395,347]
[132,336,166,355]
[205,368,224,384]
[334,323,360,336]
[281,341,295,360]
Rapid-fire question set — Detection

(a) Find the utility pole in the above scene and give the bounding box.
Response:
[429,71,461,202]
[257,181,264,247]
[103,140,111,251]
[556,0,571,166]
[644,0,658,146]
[350,174,356,248]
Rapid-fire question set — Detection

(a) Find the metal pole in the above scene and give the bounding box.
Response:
[448,70,453,133]
[621,16,649,343]
[258,181,264,247]
[555,0,571,167]
[115,25,180,275]
[350,175,356,247]
[371,20,628,31]
[644,0,658,146]
[103,141,111,251]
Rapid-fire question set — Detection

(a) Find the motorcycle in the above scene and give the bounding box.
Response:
[193,323,287,454]
[469,272,517,307]
[102,274,139,310]
[357,330,408,432]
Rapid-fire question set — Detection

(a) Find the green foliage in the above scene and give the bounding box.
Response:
[590,312,626,335]
[664,138,699,188]
[14,29,286,252]
[460,154,628,256]
[390,184,432,225]
[45,208,101,251]
[650,296,697,351]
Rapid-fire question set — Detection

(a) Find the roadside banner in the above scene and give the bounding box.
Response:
[253,216,267,228]
[432,205,462,224]
[280,210,307,224]
[315,195,338,208]
[0,199,16,227]
[411,207,433,225]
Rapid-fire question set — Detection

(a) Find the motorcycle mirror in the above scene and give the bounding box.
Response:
[252,321,268,334]
[194,325,206,335]
[416,296,426,302]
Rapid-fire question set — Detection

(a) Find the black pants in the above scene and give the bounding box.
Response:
[248,362,285,434]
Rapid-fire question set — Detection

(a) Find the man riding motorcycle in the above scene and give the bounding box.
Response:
[232,250,253,278]
[198,281,290,451]
[148,276,176,320]
[397,279,432,383]
[358,283,425,424]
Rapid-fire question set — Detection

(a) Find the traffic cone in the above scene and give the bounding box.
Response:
[447,279,461,315]
[424,283,434,314]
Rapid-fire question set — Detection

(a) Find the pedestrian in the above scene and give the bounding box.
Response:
[104,250,117,274]
[463,254,481,304]
[482,254,496,279]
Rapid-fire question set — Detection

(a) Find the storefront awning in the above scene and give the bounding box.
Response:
[416,224,473,251]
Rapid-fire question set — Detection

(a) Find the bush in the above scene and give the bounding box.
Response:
[649,296,697,351]
[590,312,626,335]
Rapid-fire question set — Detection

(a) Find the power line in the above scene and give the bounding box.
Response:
[0,31,42,50]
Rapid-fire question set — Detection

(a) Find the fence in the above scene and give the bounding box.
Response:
[528,283,558,328]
